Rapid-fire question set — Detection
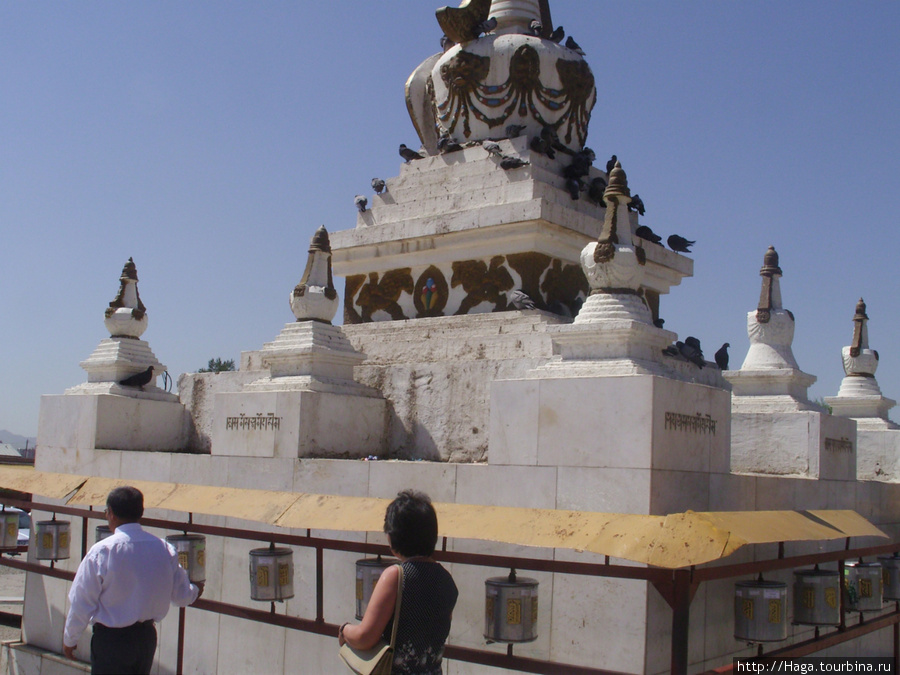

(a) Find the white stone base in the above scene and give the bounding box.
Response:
[730,411,857,479]
[489,374,731,478]
[211,390,386,459]
[857,428,900,481]
[77,337,168,387]
[38,394,189,452]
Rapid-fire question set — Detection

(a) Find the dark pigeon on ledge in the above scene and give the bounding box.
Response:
[119,366,155,389]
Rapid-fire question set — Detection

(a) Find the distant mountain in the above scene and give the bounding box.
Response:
[0,431,36,451]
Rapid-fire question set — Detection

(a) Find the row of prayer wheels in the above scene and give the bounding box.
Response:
[735,557,900,643]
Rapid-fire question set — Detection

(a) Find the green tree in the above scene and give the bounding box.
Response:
[199,357,236,373]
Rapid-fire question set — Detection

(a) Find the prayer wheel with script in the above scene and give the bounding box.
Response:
[95,525,112,543]
[792,568,840,626]
[166,534,206,583]
[0,510,19,551]
[249,547,294,602]
[877,554,900,601]
[484,571,538,643]
[843,561,882,612]
[35,520,71,561]
[355,556,398,620]
[734,580,787,642]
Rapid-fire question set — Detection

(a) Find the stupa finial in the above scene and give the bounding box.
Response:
[756,246,783,324]
[291,226,338,323]
[849,297,870,358]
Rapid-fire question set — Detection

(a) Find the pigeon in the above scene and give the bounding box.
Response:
[563,149,594,180]
[119,366,155,389]
[653,318,666,329]
[506,124,527,138]
[667,234,695,253]
[437,135,463,153]
[587,177,607,205]
[630,194,645,216]
[477,17,498,35]
[565,36,585,56]
[606,154,617,175]
[548,26,565,43]
[510,289,537,310]
[528,19,542,36]
[483,141,503,157]
[635,225,661,245]
[565,178,582,200]
[355,195,368,213]
[500,156,528,170]
[715,343,730,370]
[530,125,559,159]
[399,144,425,163]
[371,178,386,194]
[676,340,705,368]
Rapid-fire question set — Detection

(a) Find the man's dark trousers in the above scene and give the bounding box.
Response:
[91,620,156,674]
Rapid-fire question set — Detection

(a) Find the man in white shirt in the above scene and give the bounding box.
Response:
[63,486,204,674]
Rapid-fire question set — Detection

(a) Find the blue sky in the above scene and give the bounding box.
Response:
[2,1,899,437]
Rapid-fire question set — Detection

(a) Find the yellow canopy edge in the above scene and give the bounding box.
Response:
[0,468,887,569]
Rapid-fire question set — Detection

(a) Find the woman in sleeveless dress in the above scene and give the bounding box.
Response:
[339,490,458,675]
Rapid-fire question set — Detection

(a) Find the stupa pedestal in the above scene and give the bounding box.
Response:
[725,248,856,479]
[211,228,386,459]
[824,299,899,480]
[40,258,187,454]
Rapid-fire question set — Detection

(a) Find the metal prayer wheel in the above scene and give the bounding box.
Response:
[355,556,398,620]
[484,572,538,643]
[877,554,900,601]
[35,520,71,561]
[843,561,883,612]
[249,547,294,602]
[166,534,206,583]
[95,525,113,543]
[0,511,19,551]
[792,569,840,626]
[734,580,787,643]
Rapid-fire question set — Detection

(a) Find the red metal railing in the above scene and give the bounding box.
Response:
[3,498,898,674]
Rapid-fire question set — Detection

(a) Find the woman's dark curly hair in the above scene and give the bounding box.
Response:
[383,490,438,558]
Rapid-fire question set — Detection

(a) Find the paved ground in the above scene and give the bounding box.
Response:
[0,560,25,642]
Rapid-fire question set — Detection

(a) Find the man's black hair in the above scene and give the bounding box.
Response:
[383,490,438,558]
[106,486,144,522]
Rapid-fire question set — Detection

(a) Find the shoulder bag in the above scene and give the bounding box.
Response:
[339,564,404,675]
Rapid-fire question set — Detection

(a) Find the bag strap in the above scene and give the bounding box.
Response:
[388,564,404,648]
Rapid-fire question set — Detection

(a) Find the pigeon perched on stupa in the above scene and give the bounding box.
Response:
[399,144,425,163]
[510,289,537,310]
[565,36,585,56]
[355,195,368,213]
[667,234,695,253]
[630,194,645,216]
[119,366,154,389]
[371,178,386,194]
[606,155,618,175]
[678,338,705,368]
[715,343,730,370]
[549,25,565,43]
[635,225,661,245]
